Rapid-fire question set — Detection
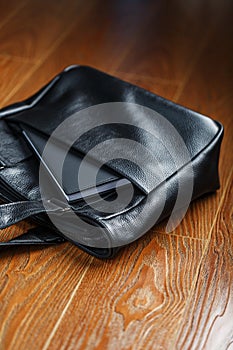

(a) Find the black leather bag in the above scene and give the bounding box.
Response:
[0,66,223,258]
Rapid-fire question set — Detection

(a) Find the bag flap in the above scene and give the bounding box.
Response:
[0,66,221,194]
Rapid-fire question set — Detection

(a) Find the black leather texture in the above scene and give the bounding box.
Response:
[0,65,224,258]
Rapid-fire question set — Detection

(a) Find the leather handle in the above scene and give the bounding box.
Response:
[0,199,70,229]
[0,74,61,119]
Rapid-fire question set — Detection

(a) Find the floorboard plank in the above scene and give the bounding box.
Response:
[0,243,93,350]
[172,10,233,347]
[175,171,233,350]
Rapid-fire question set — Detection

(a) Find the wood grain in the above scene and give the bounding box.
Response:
[2,0,163,106]
[0,0,27,30]
[40,235,207,350]
[0,0,85,61]
[0,0,232,349]
[175,171,233,350]
[0,54,35,108]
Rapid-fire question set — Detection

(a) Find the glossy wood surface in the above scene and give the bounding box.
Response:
[0,1,232,349]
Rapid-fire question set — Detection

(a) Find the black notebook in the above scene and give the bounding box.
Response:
[21,125,131,203]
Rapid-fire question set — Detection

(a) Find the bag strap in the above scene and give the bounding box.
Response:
[0,199,68,246]
[0,226,65,246]
[0,199,70,229]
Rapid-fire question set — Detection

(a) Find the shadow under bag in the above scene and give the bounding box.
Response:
[0,66,223,258]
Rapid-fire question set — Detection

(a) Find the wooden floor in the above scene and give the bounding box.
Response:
[0,1,232,349]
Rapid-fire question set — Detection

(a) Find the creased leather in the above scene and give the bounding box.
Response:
[0,120,31,166]
[0,65,224,258]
